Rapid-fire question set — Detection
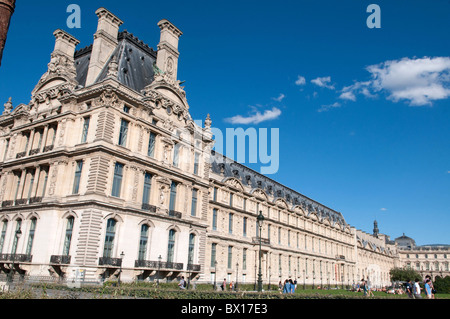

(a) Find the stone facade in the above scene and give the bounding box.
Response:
[0,7,444,288]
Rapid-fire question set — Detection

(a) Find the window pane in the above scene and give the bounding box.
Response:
[111,163,124,197]
[148,132,156,157]
[118,120,129,147]
[72,161,83,194]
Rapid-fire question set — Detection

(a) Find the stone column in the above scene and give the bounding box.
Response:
[0,0,15,66]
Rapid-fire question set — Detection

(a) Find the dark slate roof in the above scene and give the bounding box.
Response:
[74,31,157,92]
[210,151,347,226]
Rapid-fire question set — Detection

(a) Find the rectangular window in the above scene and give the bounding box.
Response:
[243,248,247,270]
[72,160,83,194]
[63,217,74,256]
[148,132,156,157]
[41,167,49,197]
[191,188,198,216]
[212,209,217,231]
[26,219,37,255]
[3,139,9,160]
[227,246,233,269]
[230,193,233,207]
[173,143,181,167]
[213,187,218,201]
[243,217,247,237]
[81,117,90,143]
[169,182,177,211]
[193,152,200,175]
[0,221,7,253]
[142,173,152,205]
[111,163,124,197]
[210,243,217,268]
[118,119,129,147]
[229,213,233,234]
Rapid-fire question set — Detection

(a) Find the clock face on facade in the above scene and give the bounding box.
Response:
[166,57,174,74]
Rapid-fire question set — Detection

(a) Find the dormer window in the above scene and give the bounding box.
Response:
[123,105,130,113]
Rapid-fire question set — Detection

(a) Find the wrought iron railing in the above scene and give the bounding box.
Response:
[168,210,182,219]
[16,151,26,159]
[29,197,43,204]
[0,254,32,262]
[134,259,183,270]
[98,257,122,267]
[252,237,271,245]
[29,149,40,156]
[15,198,28,205]
[141,203,157,212]
[43,145,54,153]
[1,200,13,207]
[187,264,201,272]
[50,255,71,265]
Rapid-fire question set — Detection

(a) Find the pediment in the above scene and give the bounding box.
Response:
[223,177,244,192]
[251,188,268,201]
[274,197,288,209]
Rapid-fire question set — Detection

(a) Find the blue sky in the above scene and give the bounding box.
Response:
[1,0,449,246]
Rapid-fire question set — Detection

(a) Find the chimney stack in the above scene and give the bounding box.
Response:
[53,29,80,59]
[0,0,16,66]
[156,19,183,81]
[85,7,123,86]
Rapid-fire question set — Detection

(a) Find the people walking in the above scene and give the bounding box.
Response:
[178,276,186,290]
[289,279,295,294]
[282,279,291,294]
[425,275,435,299]
[424,279,432,299]
[405,279,414,299]
[413,278,422,299]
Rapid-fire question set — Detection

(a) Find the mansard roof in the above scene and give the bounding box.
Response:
[210,151,347,227]
[74,31,158,92]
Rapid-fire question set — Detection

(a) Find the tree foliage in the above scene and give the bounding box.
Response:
[434,276,450,294]
[389,267,421,282]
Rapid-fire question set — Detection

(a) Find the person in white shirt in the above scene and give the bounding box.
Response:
[413,279,422,299]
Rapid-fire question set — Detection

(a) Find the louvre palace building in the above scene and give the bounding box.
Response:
[0,7,447,288]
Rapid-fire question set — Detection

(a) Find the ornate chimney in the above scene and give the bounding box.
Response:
[85,7,123,86]
[0,0,16,66]
[156,19,182,81]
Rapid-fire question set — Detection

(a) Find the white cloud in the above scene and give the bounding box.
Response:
[295,75,306,86]
[380,208,387,211]
[318,102,341,113]
[339,91,356,101]
[272,93,286,102]
[341,57,450,106]
[311,76,335,89]
[225,107,282,125]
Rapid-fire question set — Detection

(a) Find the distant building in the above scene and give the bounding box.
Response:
[0,7,445,288]
[396,234,449,280]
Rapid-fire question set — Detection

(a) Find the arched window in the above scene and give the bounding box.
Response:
[0,220,8,253]
[167,229,176,263]
[26,218,37,255]
[138,224,149,261]
[11,219,22,254]
[103,219,117,258]
[63,216,75,256]
[188,233,195,266]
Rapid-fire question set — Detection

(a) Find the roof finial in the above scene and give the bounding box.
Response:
[3,97,13,114]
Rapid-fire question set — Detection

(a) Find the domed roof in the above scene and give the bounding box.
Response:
[395,233,416,248]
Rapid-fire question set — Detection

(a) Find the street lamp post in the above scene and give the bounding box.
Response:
[157,255,162,288]
[118,251,124,286]
[8,227,22,284]
[257,211,264,293]
[303,270,305,290]
[235,262,239,291]
[214,260,218,290]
